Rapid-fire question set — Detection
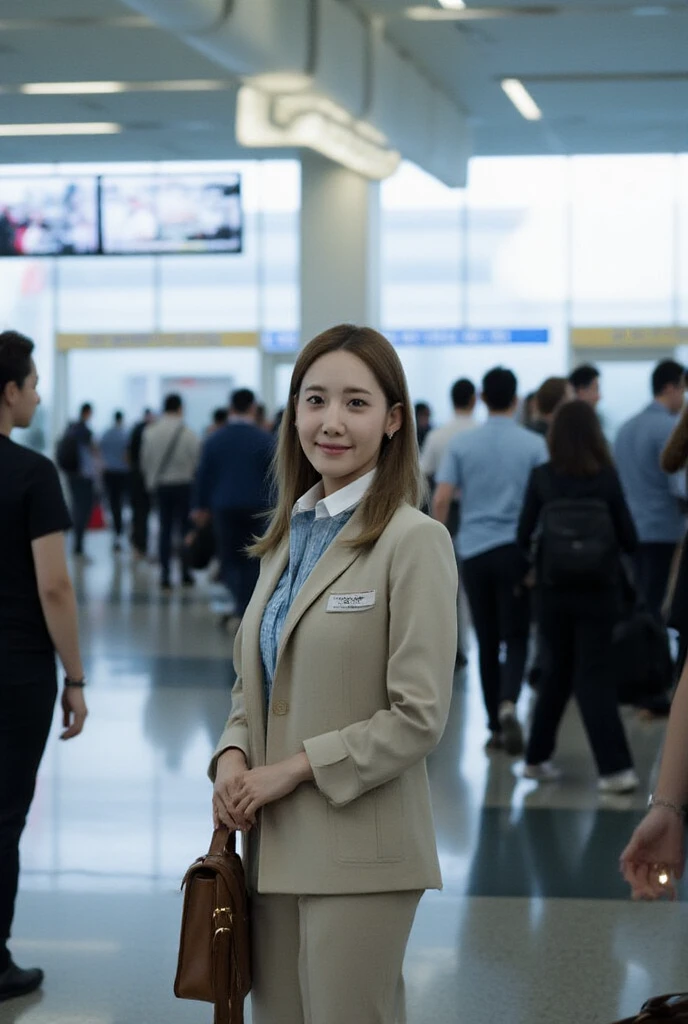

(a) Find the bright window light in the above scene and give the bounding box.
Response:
[0,122,122,136]
[438,0,466,8]
[501,79,542,121]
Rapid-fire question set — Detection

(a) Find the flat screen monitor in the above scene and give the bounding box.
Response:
[0,177,99,256]
[100,173,242,255]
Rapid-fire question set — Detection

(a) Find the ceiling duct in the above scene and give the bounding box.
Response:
[120,0,471,185]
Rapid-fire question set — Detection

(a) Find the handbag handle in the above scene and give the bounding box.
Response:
[209,825,237,858]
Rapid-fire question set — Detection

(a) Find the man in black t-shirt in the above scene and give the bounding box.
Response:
[0,330,88,1003]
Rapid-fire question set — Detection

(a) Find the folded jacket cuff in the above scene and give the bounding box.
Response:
[303,731,360,807]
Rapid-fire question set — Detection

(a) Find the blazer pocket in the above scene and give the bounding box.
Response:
[329,778,404,865]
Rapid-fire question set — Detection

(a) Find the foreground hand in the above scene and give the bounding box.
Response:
[60,686,88,740]
[213,748,253,832]
[620,807,685,900]
[235,755,314,825]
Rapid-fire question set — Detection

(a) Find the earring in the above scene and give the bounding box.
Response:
[387,431,394,440]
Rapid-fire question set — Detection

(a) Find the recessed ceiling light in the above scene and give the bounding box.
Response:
[501,79,542,121]
[21,82,125,95]
[0,122,122,136]
[19,80,231,95]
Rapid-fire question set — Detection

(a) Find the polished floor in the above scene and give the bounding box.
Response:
[2,532,684,1024]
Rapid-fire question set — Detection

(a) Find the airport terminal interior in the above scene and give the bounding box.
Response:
[2,1,688,1022]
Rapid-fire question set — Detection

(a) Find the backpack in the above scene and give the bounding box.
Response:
[56,424,80,473]
[539,497,619,588]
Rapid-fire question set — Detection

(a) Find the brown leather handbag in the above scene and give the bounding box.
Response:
[174,827,251,1024]
[613,994,688,1022]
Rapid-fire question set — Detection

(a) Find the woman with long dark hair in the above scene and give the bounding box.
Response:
[517,399,639,793]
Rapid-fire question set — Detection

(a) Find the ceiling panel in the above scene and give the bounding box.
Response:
[0,0,686,165]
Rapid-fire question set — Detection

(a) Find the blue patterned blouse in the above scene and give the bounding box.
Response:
[259,506,356,708]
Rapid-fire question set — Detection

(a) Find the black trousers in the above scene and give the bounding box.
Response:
[633,542,676,622]
[103,471,129,538]
[214,508,263,617]
[0,653,57,972]
[67,475,94,555]
[461,543,531,732]
[157,483,192,582]
[526,595,633,776]
[129,471,150,556]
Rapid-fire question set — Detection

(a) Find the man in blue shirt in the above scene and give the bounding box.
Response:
[434,367,548,754]
[193,388,274,619]
[614,360,687,620]
[99,411,130,552]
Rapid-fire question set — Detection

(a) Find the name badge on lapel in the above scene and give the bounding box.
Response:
[327,591,376,613]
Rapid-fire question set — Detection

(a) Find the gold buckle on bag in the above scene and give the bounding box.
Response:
[213,907,234,933]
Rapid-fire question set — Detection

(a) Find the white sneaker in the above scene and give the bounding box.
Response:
[498,701,524,756]
[597,769,640,794]
[523,761,562,783]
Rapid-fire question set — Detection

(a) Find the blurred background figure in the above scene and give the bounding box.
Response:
[615,360,686,622]
[414,401,433,449]
[127,408,155,560]
[193,388,274,631]
[141,394,200,592]
[528,377,574,437]
[56,402,97,560]
[205,407,228,439]
[99,411,130,553]
[569,364,601,409]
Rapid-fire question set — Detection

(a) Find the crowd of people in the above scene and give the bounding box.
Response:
[55,390,277,611]
[2,323,688,1019]
[428,359,688,793]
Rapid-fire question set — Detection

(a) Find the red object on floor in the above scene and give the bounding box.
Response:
[88,503,106,530]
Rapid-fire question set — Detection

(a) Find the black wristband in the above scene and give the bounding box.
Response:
[64,677,86,688]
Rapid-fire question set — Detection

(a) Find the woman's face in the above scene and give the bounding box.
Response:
[295,350,402,496]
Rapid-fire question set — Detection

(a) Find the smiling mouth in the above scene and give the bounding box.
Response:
[316,443,351,453]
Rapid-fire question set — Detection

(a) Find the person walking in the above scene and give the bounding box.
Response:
[141,394,200,591]
[419,378,476,486]
[420,378,476,667]
[127,408,154,560]
[615,360,687,621]
[99,411,130,552]
[193,388,274,622]
[518,400,639,793]
[211,324,457,1024]
[59,402,97,558]
[433,367,548,754]
[0,330,88,1002]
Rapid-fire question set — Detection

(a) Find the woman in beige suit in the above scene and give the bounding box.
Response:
[210,324,458,1024]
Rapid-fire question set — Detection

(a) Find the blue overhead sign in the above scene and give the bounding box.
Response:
[261,328,549,353]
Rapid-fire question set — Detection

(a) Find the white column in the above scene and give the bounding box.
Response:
[300,152,380,347]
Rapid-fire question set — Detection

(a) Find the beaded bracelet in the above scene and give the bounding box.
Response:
[648,796,687,821]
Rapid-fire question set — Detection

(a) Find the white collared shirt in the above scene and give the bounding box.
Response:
[293,468,377,520]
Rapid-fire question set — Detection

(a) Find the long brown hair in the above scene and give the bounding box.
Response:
[549,399,613,477]
[251,324,422,557]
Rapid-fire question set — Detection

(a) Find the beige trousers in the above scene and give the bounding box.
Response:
[249,890,423,1024]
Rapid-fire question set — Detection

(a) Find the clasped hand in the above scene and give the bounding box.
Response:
[213,749,313,832]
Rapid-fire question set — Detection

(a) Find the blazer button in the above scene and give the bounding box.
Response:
[272,700,289,716]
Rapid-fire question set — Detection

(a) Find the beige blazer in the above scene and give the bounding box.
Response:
[210,503,458,895]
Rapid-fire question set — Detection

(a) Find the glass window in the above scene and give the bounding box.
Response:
[678,155,688,325]
[570,154,676,325]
